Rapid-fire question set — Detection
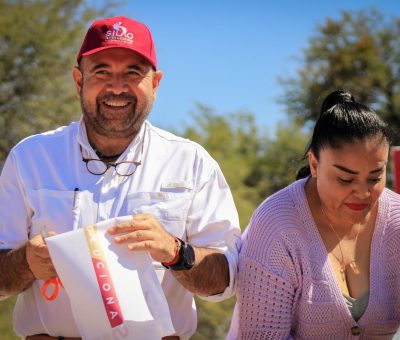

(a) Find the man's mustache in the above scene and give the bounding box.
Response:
[97,94,137,104]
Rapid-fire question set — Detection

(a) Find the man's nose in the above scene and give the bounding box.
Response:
[106,74,128,95]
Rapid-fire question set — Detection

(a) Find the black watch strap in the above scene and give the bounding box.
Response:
[162,238,195,271]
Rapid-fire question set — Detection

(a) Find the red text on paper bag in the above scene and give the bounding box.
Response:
[84,225,124,328]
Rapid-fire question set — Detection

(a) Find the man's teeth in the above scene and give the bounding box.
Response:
[104,100,129,107]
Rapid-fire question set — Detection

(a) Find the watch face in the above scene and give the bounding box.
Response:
[184,243,195,268]
[163,239,196,271]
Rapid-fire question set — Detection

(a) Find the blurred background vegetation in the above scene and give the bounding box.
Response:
[1,0,400,339]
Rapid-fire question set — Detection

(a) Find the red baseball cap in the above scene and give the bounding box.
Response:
[77,16,157,69]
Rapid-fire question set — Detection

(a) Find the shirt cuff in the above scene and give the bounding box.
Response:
[197,243,239,302]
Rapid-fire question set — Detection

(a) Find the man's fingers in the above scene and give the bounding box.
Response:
[39,262,57,276]
[108,220,151,235]
[114,230,153,243]
[26,250,56,280]
[132,213,152,221]
[107,213,175,263]
[31,244,51,259]
[127,240,153,251]
[27,238,50,259]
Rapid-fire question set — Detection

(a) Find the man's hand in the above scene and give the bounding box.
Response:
[108,214,230,297]
[107,214,177,263]
[0,232,58,295]
[26,233,57,280]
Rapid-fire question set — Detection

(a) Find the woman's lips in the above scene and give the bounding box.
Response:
[345,203,369,211]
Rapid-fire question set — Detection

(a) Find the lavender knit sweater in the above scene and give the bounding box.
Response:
[232,178,400,339]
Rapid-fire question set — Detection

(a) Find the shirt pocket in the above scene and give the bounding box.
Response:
[26,188,76,236]
[124,191,193,239]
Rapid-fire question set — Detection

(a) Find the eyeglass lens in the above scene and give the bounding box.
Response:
[86,160,139,176]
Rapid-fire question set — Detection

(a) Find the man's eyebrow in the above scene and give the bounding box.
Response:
[89,63,109,72]
[127,65,143,70]
[88,64,148,73]
[334,164,385,175]
[127,64,151,73]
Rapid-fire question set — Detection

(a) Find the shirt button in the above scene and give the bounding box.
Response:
[351,326,361,335]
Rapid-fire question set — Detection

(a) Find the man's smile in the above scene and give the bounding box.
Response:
[102,99,131,108]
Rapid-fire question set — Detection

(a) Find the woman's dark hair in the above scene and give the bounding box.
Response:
[296,89,394,180]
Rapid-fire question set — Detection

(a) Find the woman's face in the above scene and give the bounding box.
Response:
[309,135,389,225]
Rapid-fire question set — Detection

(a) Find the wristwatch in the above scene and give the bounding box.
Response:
[162,238,195,271]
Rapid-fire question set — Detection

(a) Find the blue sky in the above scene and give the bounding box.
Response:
[107,1,400,134]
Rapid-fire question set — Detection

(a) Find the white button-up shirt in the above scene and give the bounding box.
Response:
[0,119,241,339]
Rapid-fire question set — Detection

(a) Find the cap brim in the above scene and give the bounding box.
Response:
[79,46,157,69]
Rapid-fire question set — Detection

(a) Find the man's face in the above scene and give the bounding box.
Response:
[73,48,162,140]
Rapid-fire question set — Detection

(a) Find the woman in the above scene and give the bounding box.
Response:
[228,90,400,339]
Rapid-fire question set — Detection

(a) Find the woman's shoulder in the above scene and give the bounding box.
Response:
[384,187,400,205]
[252,179,307,223]
[244,179,309,248]
[380,188,400,222]
[380,188,400,230]
[240,180,312,280]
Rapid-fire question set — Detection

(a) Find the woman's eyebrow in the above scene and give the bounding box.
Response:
[334,164,385,174]
[334,164,358,174]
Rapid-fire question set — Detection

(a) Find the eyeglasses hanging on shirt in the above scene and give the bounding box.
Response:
[80,126,146,177]
[82,156,141,176]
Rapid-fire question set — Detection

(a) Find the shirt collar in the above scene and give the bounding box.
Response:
[77,117,147,161]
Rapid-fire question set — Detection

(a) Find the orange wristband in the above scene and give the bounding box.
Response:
[162,237,181,266]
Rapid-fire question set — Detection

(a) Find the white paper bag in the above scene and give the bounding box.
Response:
[46,216,175,340]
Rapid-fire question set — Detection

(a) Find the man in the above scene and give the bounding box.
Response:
[0,16,241,339]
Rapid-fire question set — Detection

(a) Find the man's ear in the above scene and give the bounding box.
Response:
[152,70,163,100]
[72,66,83,97]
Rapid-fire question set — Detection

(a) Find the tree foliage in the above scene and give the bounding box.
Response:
[184,104,265,227]
[281,9,400,142]
[245,121,310,200]
[183,104,310,227]
[0,0,113,162]
[0,297,17,339]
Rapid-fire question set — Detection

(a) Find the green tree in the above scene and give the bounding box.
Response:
[183,106,309,231]
[0,0,114,163]
[281,9,400,141]
[184,104,266,228]
[245,120,310,201]
[0,297,17,340]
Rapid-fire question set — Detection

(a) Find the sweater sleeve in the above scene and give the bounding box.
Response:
[236,199,300,339]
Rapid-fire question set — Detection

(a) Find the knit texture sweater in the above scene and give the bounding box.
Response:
[235,178,400,339]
